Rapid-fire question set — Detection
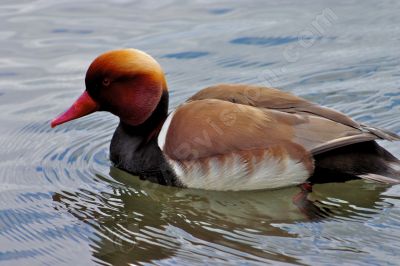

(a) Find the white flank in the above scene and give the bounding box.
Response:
[157,111,175,150]
[389,162,400,173]
[166,152,309,191]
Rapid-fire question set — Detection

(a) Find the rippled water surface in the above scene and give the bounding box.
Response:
[1,0,400,265]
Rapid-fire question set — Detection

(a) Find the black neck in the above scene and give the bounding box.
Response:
[109,89,179,186]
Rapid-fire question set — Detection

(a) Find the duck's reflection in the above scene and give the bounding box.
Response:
[52,167,391,265]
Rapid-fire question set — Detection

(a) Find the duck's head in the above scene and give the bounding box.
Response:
[51,49,167,128]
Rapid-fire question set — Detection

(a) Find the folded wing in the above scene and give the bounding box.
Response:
[187,84,399,155]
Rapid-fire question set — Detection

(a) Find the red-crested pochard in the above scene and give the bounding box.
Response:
[51,49,400,190]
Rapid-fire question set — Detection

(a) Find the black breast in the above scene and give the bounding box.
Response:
[110,124,179,186]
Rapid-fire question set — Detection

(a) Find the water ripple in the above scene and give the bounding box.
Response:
[1,0,400,265]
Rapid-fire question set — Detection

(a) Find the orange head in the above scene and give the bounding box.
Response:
[51,49,167,128]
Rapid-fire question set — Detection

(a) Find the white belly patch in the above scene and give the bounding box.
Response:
[165,150,309,191]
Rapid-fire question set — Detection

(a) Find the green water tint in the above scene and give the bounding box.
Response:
[52,167,393,265]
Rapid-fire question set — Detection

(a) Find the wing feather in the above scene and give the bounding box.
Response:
[188,84,399,155]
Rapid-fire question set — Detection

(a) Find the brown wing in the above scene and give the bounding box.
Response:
[187,84,400,154]
[163,99,315,174]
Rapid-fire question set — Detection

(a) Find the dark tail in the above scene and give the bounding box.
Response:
[309,141,400,184]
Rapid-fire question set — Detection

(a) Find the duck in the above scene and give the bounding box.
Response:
[51,48,400,191]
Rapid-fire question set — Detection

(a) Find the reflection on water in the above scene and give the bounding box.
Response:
[0,0,400,265]
[52,169,394,265]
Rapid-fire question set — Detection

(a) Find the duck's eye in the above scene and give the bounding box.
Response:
[102,78,111,87]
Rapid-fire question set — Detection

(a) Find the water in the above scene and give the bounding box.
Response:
[1,0,400,265]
